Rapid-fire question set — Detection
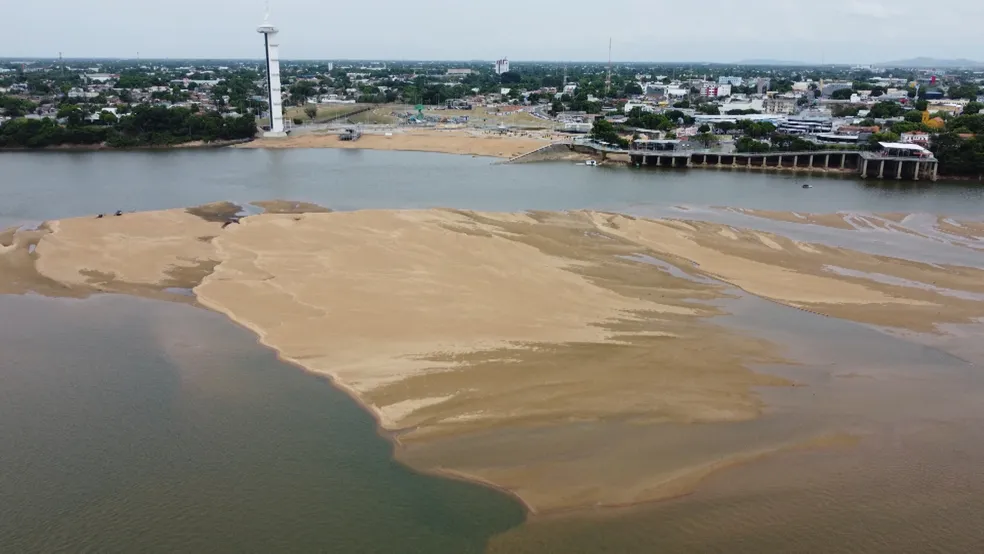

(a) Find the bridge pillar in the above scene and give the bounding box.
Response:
[896,161,903,180]
[808,155,814,168]
[861,159,868,178]
[746,156,752,168]
[878,160,885,179]
[914,161,920,181]
[841,154,847,169]
[824,154,829,169]
[793,155,798,169]
[932,162,938,181]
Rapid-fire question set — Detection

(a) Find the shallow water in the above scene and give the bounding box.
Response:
[489,289,984,553]
[0,294,524,552]
[2,149,983,230]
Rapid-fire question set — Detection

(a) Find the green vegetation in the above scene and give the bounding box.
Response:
[867,101,905,119]
[590,119,628,148]
[931,132,984,176]
[735,136,770,153]
[0,95,38,117]
[0,106,256,149]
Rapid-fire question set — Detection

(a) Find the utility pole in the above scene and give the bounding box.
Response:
[605,37,612,96]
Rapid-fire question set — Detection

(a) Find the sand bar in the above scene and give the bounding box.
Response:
[6,204,984,513]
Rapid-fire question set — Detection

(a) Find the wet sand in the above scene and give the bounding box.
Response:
[236,129,552,158]
[4,203,984,517]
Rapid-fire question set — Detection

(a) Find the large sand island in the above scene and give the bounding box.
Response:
[3,203,984,514]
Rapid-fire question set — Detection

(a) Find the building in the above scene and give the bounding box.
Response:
[763,95,797,114]
[257,13,286,136]
[701,84,732,98]
[900,131,931,145]
[446,68,473,76]
[494,58,510,75]
[821,82,852,97]
[718,76,743,86]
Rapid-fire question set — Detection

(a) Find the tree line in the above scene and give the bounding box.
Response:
[0,105,256,148]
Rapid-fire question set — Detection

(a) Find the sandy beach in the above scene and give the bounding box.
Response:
[5,203,984,514]
[236,129,556,158]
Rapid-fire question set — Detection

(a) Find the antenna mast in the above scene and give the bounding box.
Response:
[605,37,612,96]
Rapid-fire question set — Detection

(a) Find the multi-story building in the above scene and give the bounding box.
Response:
[701,84,732,98]
[718,76,743,86]
[494,58,510,75]
[763,95,798,115]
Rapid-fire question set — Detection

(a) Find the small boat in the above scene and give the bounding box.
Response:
[802,184,812,189]
[585,160,598,167]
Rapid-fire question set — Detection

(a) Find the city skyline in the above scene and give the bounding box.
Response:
[5,0,984,64]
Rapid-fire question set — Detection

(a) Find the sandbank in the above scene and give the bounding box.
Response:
[236,129,553,158]
[5,203,984,514]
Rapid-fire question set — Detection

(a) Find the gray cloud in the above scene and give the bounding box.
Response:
[5,0,984,63]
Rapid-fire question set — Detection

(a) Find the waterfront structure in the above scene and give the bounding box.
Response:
[257,13,286,137]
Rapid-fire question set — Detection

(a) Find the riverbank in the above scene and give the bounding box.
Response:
[236,129,556,158]
[5,202,984,516]
[0,138,253,152]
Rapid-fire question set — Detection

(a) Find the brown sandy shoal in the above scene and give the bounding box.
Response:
[235,129,550,158]
[6,204,984,513]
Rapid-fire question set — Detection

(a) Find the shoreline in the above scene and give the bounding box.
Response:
[0,138,253,153]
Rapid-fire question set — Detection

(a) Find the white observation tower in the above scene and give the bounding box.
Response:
[257,10,286,136]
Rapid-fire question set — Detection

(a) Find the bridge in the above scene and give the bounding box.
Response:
[567,141,938,181]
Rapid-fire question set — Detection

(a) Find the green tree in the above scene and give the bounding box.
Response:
[693,132,718,148]
[589,119,628,148]
[623,82,643,95]
[697,123,711,133]
[735,136,770,153]
[903,111,924,123]
[831,88,853,100]
[868,131,901,149]
[304,105,318,120]
[963,101,983,115]
[868,101,905,119]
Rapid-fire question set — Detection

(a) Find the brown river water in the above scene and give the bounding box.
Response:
[2,149,984,552]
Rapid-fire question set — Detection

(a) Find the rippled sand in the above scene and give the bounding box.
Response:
[3,202,984,519]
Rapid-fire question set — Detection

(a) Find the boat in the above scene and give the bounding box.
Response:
[802,184,812,189]
[585,160,598,167]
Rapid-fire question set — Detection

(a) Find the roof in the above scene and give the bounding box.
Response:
[878,142,928,151]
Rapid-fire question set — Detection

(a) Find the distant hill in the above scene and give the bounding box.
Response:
[874,57,984,68]
[734,59,807,66]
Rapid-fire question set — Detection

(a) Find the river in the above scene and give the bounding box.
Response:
[2,149,984,553]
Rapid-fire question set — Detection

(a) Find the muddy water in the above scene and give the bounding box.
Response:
[489,287,984,553]
[0,294,524,552]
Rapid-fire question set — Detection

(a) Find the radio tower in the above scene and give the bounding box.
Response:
[605,38,612,96]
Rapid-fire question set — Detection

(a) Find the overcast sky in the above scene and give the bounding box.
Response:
[5,0,984,63]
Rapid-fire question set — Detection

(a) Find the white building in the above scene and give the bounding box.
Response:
[718,76,743,87]
[701,84,732,98]
[257,13,286,136]
[901,131,931,145]
[494,58,510,75]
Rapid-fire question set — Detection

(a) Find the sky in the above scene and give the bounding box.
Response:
[5,0,984,63]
